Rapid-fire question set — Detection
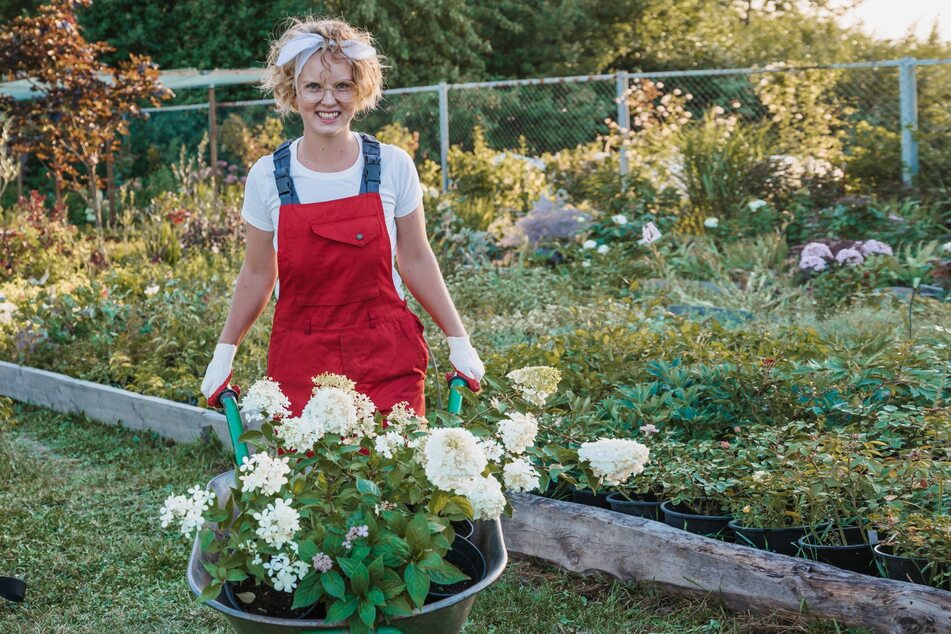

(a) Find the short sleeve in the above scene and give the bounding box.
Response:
[241,158,277,232]
[391,147,424,218]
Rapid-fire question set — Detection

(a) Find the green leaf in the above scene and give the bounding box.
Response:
[405,513,431,553]
[205,507,229,523]
[356,478,381,496]
[380,596,414,617]
[366,587,386,607]
[378,568,405,598]
[291,571,323,609]
[358,599,376,627]
[321,569,346,599]
[297,539,318,561]
[367,556,385,582]
[199,528,215,552]
[403,562,430,608]
[337,556,360,579]
[225,569,248,582]
[429,490,450,514]
[237,429,264,444]
[325,595,358,623]
[197,581,222,603]
[428,560,470,585]
[351,562,370,596]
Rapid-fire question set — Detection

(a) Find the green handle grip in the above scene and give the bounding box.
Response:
[447,376,467,415]
[218,390,249,466]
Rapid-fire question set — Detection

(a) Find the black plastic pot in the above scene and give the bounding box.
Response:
[187,470,508,634]
[570,487,611,509]
[606,492,662,521]
[729,521,830,557]
[224,581,320,620]
[426,536,487,602]
[797,525,879,576]
[451,519,474,541]
[874,544,950,589]
[661,501,733,539]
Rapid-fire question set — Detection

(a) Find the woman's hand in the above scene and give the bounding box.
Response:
[447,335,484,392]
[201,343,238,407]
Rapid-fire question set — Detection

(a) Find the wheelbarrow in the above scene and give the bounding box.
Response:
[187,376,507,634]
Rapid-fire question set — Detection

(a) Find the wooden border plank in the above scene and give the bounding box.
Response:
[502,493,951,634]
[0,361,232,449]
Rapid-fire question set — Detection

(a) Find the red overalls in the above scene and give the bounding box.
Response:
[265,134,428,417]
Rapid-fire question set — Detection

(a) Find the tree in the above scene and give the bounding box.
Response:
[0,0,172,226]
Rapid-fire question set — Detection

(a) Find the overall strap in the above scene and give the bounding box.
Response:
[359,132,382,195]
[272,139,300,205]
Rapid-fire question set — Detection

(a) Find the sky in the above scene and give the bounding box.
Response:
[836,0,949,41]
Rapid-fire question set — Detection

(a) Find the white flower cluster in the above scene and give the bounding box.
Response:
[241,379,291,422]
[477,437,504,463]
[503,457,540,493]
[423,428,488,492]
[312,552,333,573]
[497,412,539,455]
[343,525,369,550]
[159,486,216,538]
[457,475,507,520]
[263,554,310,593]
[373,430,406,458]
[506,366,561,407]
[277,381,378,452]
[253,498,300,549]
[578,438,650,486]
[238,453,291,496]
[384,401,424,435]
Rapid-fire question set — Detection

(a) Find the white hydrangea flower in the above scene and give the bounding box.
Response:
[275,415,324,454]
[143,284,160,296]
[238,453,291,496]
[254,498,300,549]
[748,199,767,212]
[503,457,540,493]
[477,438,504,463]
[263,554,311,593]
[752,470,768,483]
[0,301,16,324]
[496,412,539,455]
[457,475,506,520]
[611,214,628,225]
[159,485,216,538]
[241,379,291,422]
[582,239,597,250]
[578,438,650,486]
[943,241,951,253]
[859,239,893,257]
[506,366,561,407]
[374,430,406,459]
[302,386,358,437]
[423,428,488,492]
[704,217,719,228]
[385,401,420,434]
[597,244,610,255]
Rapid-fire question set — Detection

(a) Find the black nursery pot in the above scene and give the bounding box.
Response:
[426,536,487,602]
[451,519,475,541]
[874,544,950,589]
[797,525,879,576]
[570,487,611,509]
[224,580,321,620]
[606,492,662,521]
[729,521,830,557]
[661,501,733,539]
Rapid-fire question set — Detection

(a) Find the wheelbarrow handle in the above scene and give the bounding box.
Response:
[217,389,249,466]
[447,375,468,415]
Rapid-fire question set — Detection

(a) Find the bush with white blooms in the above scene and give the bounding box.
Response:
[160,367,648,633]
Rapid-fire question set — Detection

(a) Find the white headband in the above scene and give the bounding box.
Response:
[276,34,376,85]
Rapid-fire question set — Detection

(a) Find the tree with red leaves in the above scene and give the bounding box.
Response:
[0,0,172,227]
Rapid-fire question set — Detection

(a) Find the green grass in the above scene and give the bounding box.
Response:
[0,405,868,634]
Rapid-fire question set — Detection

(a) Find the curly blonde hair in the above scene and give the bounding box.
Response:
[262,16,385,118]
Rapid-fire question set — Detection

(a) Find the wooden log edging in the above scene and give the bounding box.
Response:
[0,361,233,449]
[501,493,951,634]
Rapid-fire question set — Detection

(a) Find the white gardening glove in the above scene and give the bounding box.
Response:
[447,335,484,392]
[201,343,238,407]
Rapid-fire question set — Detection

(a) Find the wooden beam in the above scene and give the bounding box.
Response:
[0,361,232,449]
[501,494,951,634]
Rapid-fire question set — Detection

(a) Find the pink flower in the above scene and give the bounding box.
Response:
[860,239,893,257]
[719,441,730,449]
[835,247,864,266]
[801,242,833,260]
[799,254,828,272]
[639,424,658,436]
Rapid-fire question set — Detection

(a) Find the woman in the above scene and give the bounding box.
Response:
[200,17,483,416]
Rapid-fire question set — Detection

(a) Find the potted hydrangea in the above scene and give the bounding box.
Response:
[160,367,649,634]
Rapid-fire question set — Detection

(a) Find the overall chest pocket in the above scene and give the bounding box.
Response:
[294,214,384,306]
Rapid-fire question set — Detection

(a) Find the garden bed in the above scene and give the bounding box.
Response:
[501,493,951,634]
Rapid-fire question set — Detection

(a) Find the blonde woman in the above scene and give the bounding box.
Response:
[200,17,483,416]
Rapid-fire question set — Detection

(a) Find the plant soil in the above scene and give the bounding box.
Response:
[228,578,323,619]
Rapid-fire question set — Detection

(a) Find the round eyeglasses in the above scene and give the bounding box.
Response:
[297,81,356,103]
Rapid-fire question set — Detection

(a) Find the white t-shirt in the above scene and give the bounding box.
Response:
[241,133,423,299]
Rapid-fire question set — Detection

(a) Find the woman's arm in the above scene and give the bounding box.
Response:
[395,204,467,337]
[218,223,278,345]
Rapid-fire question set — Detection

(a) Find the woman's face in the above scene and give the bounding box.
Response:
[294,52,357,139]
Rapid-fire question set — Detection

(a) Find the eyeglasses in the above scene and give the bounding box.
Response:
[298,81,356,103]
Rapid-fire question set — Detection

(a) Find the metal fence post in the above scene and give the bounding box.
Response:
[899,57,919,187]
[439,82,450,193]
[616,71,630,185]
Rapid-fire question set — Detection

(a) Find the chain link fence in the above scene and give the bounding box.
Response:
[133,58,950,192]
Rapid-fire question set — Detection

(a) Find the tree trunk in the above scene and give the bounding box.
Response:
[106,155,116,228]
